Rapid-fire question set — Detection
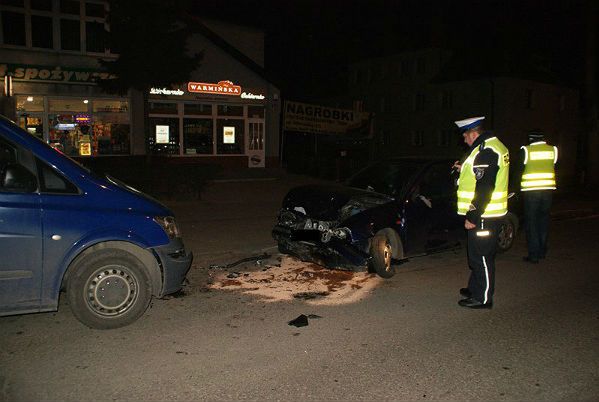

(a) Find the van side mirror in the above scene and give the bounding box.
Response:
[1,164,37,193]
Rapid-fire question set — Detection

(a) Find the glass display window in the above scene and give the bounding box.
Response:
[93,99,128,112]
[149,102,178,115]
[217,105,243,117]
[17,115,44,140]
[16,95,44,112]
[248,106,265,118]
[184,103,212,116]
[183,118,213,154]
[148,117,179,155]
[49,98,87,112]
[216,119,244,154]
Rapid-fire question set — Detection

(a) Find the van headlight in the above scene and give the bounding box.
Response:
[153,216,181,239]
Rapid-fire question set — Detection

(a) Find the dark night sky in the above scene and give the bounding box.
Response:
[195,0,588,100]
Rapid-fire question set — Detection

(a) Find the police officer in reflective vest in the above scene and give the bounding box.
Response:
[521,131,558,263]
[453,116,509,309]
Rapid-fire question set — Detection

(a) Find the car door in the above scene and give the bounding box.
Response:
[408,161,462,253]
[0,136,43,313]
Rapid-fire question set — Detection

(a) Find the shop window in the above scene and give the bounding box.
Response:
[60,19,81,50]
[60,0,80,15]
[18,115,44,140]
[85,2,105,17]
[85,21,105,53]
[148,117,179,155]
[2,11,26,46]
[149,102,178,115]
[93,99,128,112]
[248,106,264,118]
[216,119,244,154]
[49,98,87,112]
[31,0,53,11]
[32,15,54,48]
[217,105,243,117]
[16,96,44,112]
[183,119,213,154]
[184,103,212,116]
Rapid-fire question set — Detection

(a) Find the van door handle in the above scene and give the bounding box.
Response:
[51,234,62,240]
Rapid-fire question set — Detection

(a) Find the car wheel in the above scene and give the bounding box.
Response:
[369,233,396,278]
[67,249,152,330]
[278,241,290,255]
[497,213,518,253]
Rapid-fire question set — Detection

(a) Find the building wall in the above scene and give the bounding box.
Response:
[347,48,582,186]
[199,19,265,67]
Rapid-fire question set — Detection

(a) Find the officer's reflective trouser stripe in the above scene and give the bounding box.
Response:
[476,230,490,237]
[482,256,489,304]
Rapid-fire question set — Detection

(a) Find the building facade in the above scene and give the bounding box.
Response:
[0,0,280,169]
[348,48,582,184]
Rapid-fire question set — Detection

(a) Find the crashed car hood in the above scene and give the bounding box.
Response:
[282,184,394,220]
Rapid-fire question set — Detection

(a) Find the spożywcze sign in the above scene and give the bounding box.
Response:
[0,64,115,84]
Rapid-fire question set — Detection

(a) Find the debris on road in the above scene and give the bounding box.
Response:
[288,314,309,327]
[208,255,382,305]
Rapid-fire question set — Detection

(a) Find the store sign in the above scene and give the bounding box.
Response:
[223,126,235,144]
[150,88,185,96]
[188,80,241,96]
[75,114,91,124]
[241,92,265,100]
[283,100,370,135]
[0,63,116,84]
[156,125,170,144]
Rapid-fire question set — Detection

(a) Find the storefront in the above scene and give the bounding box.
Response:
[3,63,132,158]
[147,80,268,167]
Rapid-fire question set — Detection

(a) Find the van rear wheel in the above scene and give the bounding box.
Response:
[67,249,152,329]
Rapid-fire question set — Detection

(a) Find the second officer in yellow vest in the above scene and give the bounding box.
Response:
[453,116,509,309]
[520,130,557,263]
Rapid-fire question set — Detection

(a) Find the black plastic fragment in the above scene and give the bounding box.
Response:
[288,314,309,327]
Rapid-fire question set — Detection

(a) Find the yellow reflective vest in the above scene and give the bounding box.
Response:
[457,136,509,217]
[520,141,557,191]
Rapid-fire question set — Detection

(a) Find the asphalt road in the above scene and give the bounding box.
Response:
[1,179,598,401]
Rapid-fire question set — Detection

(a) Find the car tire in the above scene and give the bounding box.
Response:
[67,249,152,330]
[277,241,290,255]
[369,233,396,278]
[497,213,518,253]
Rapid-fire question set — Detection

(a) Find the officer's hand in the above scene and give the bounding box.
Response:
[452,160,462,173]
[464,219,476,230]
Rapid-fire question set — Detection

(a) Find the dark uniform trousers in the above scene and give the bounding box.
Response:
[467,218,498,304]
[524,190,553,260]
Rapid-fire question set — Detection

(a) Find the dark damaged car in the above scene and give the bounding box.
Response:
[272,158,518,278]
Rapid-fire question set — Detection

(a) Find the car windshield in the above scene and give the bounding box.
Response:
[346,160,428,197]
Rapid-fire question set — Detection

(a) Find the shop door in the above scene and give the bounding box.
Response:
[246,120,265,168]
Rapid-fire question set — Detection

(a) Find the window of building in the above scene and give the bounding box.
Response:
[31,0,53,11]
[60,0,80,15]
[85,20,105,52]
[149,102,178,115]
[411,130,424,147]
[216,119,244,154]
[248,106,264,118]
[416,57,426,74]
[437,130,451,147]
[2,0,24,7]
[440,90,453,109]
[559,94,566,111]
[184,103,212,116]
[525,88,535,109]
[217,105,243,117]
[148,117,179,155]
[60,18,81,50]
[401,59,413,76]
[414,92,426,111]
[85,2,105,17]
[31,15,53,48]
[183,119,213,155]
[2,11,26,46]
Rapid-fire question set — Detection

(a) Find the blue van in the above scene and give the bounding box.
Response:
[0,116,192,329]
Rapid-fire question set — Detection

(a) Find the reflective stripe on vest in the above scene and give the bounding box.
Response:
[521,142,557,191]
[457,136,509,217]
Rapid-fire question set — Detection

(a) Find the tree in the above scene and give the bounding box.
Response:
[98,0,202,94]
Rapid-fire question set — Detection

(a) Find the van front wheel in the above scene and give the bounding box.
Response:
[67,249,152,330]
